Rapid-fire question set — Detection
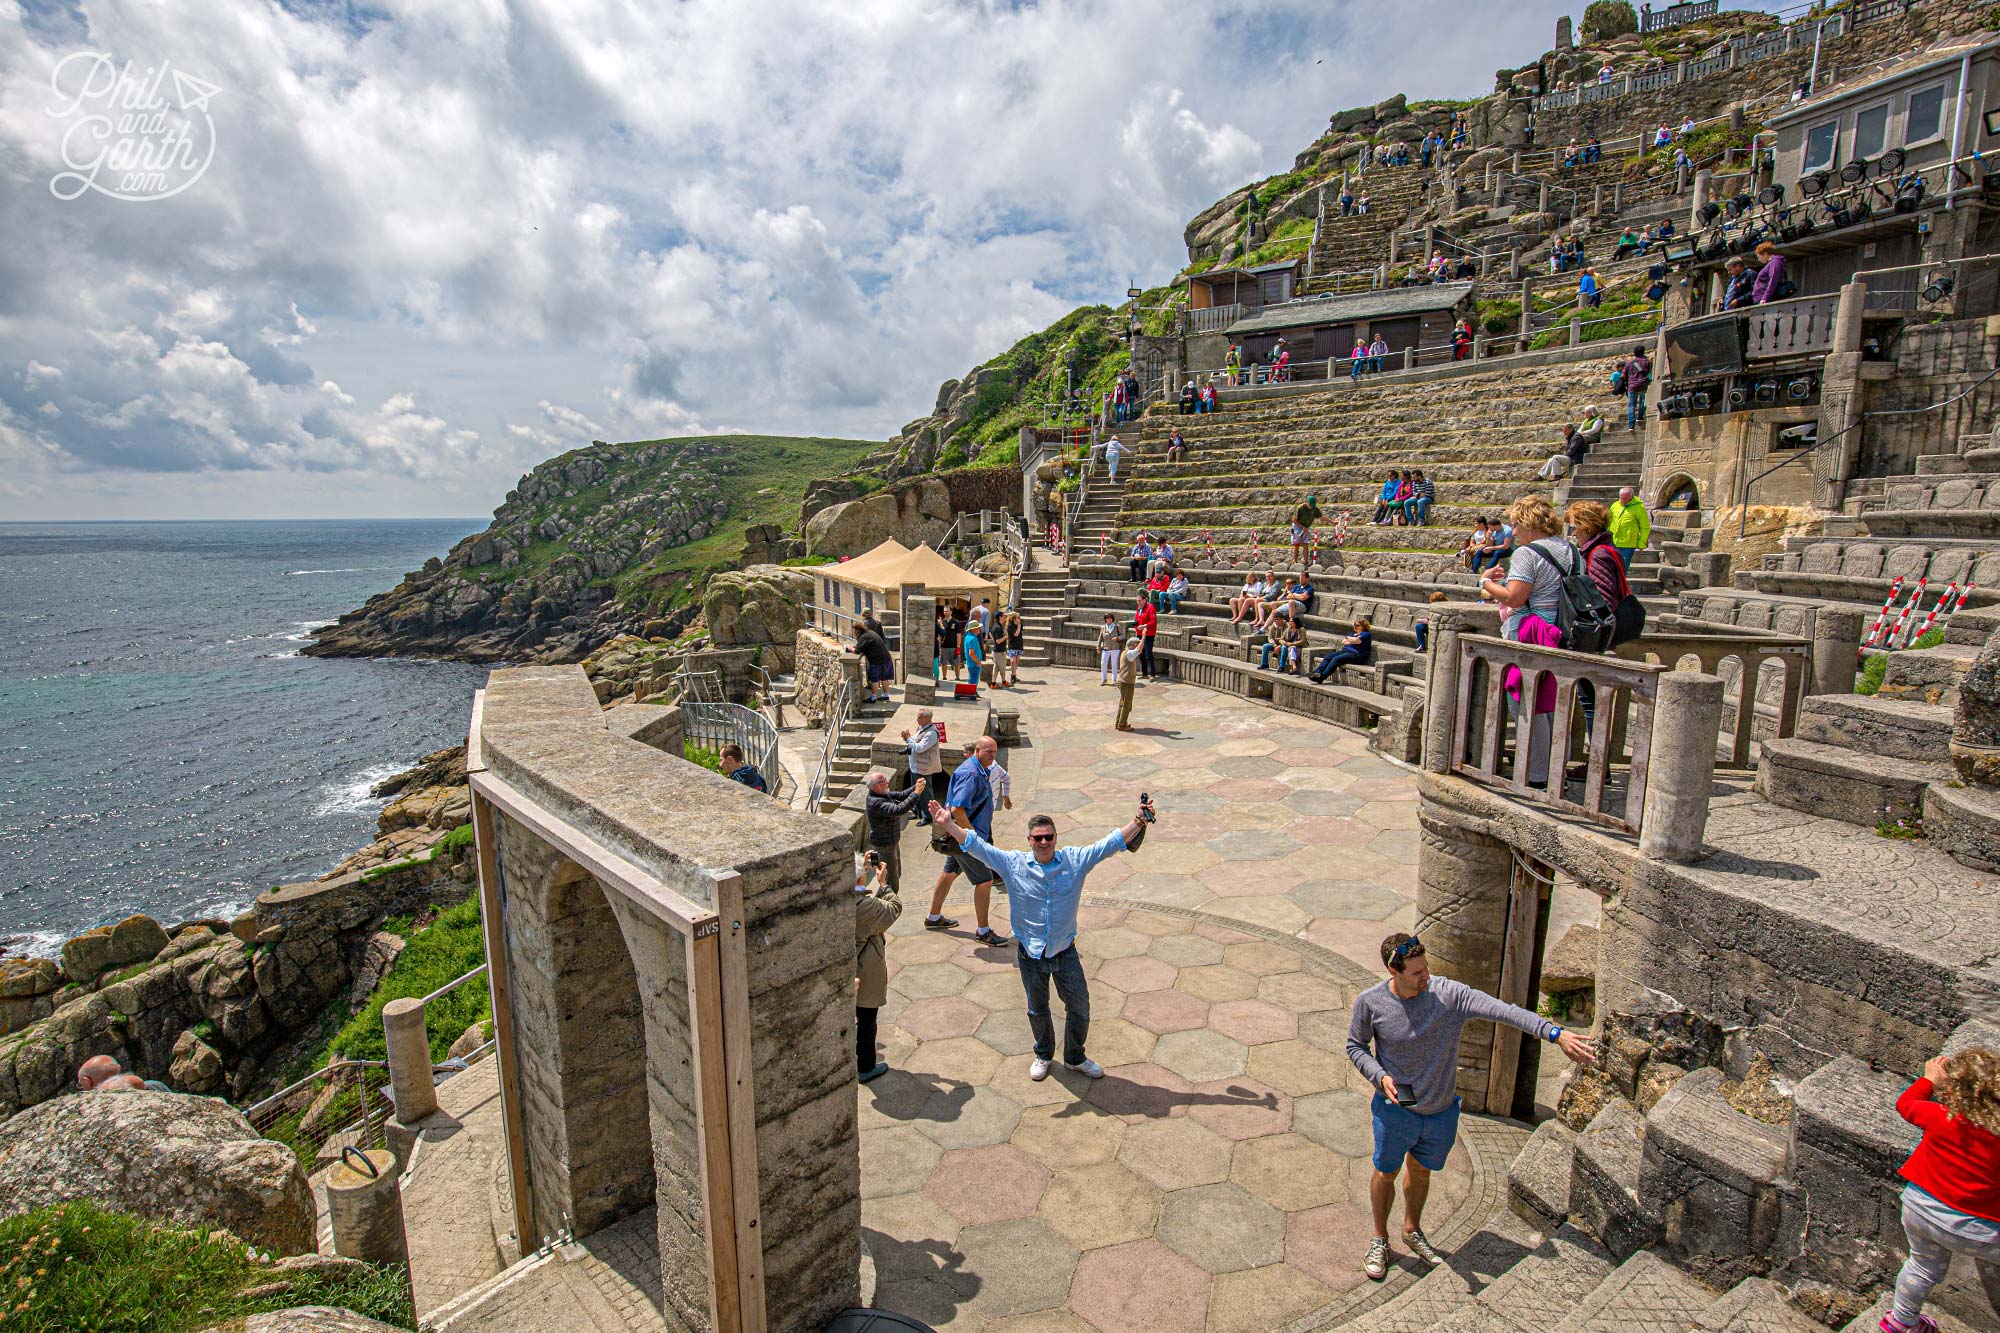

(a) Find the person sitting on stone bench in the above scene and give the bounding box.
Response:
[1164,569,1190,615]
[1309,617,1374,683]
[1259,616,1306,673]
[1538,424,1587,480]
[1230,569,1275,625]
[1165,429,1189,463]
[1878,1046,2000,1333]
[1412,592,1448,653]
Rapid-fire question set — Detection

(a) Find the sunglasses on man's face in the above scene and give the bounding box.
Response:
[1028,833,1057,844]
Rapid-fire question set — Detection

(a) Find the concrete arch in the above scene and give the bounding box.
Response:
[499,816,652,1244]
[1655,472,1699,512]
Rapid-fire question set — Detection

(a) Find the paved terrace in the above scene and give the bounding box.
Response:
[409,664,1600,1331]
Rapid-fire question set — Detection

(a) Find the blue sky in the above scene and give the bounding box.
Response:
[0,0,1778,520]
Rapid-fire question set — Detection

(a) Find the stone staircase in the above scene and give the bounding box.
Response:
[1301,169,1432,292]
[1015,564,1069,666]
[814,689,903,815]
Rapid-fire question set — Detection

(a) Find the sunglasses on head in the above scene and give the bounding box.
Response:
[1391,935,1423,962]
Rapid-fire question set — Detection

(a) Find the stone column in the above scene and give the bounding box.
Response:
[1518,278,1533,346]
[1810,608,1866,697]
[1638,672,1725,863]
[1818,281,1870,510]
[901,590,936,705]
[1570,317,1583,347]
[382,997,438,1126]
[1556,14,1572,49]
[1416,812,1514,1110]
[1690,168,1713,232]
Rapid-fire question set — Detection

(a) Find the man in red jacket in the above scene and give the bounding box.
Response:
[1882,1048,2000,1333]
[1133,594,1159,680]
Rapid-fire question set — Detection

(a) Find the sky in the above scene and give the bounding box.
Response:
[2,0,1672,522]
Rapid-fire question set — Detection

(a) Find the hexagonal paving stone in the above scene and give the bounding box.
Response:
[1014,1103,1129,1169]
[1205,895,1312,934]
[1156,1182,1286,1273]
[1122,987,1211,1035]
[1084,1061,1197,1119]
[1137,842,1223,875]
[915,1083,1025,1151]
[1281,789,1367,818]
[1285,817,1382,848]
[1118,1116,1236,1191]
[863,1124,945,1199]
[899,995,989,1041]
[1274,766,1359,790]
[1231,1132,1350,1211]
[1284,1201,1379,1293]
[1144,768,1224,795]
[1210,753,1282,779]
[904,1035,1005,1087]
[892,932,964,965]
[1205,1262,1333,1333]
[858,1066,939,1131]
[1203,828,1304,862]
[957,1216,1081,1321]
[1147,933,1225,967]
[977,1005,1041,1057]
[1068,1238,1212,1333]
[1092,756,1161,781]
[1213,737,1280,756]
[1205,777,1294,805]
[1272,745,1353,767]
[1097,954,1177,994]
[1222,940,1303,977]
[1207,998,1298,1046]
[965,969,1031,1011]
[1113,872,1217,911]
[1123,910,1191,937]
[1082,1016,1158,1068]
[1076,905,1127,930]
[986,1312,1096,1332]
[895,961,974,1000]
[924,1143,1052,1226]
[1035,1161,1163,1251]
[1076,926,1151,959]
[1290,1089,1375,1158]
[1104,736,1164,756]
[861,1191,962,1265]
[1152,1029,1249,1084]
[1029,788,1094,814]
[1176,964,1260,1003]
[1188,1076,1293,1140]
[987,1053,1084,1109]
[1369,828,1421,865]
[1194,859,1305,898]
[1287,879,1412,923]
[1246,1038,1352,1098]
[1257,971,1351,1014]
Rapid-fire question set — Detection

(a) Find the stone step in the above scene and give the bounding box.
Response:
[1570,1098,1658,1262]
[1550,1250,1718,1333]
[1756,737,1947,825]
[1693,1278,1827,1332]
[1794,693,1955,762]
[1880,640,1983,704]
[1923,780,2000,873]
[1458,1224,1616,1333]
[1842,1293,1987,1332]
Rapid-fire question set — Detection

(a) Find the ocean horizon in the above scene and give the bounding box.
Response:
[0,518,492,956]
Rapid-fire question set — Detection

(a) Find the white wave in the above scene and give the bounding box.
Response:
[3,929,68,961]
[283,620,335,642]
[283,568,372,576]
[312,762,405,817]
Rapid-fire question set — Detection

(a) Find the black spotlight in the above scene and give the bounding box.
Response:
[1728,384,1749,408]
[1795,211,1818,236]
[1924,275,1957,302]
[1787,377,1816,400]
[1982,170,2000,202]
[1895,177,1928,212]
[1800,171,1831,198]
[1727,192,1753,217]
[1876,148,1907,175]
[1733,232,1761,255]
[1698,200,1723,225]
[1691,390,1713,411]
[1841,159,1869,183]
[1851,196,1873,222]
[1755,379,1779,404]
[1757,183,1785,205]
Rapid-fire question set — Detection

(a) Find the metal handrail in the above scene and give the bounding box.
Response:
[805,678,854,812]
[685,700,783,799]
[421,964,488,1006]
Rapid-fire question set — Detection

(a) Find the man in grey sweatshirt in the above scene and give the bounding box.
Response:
[1346,932,1597,1280]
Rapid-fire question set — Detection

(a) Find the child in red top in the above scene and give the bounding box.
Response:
[1883,1049,2000,1333]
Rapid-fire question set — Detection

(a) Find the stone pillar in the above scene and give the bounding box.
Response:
[1690,169,1713,232]
[382,997,438,1125]
[1403,346,1416,371]
[1810,608,1866,697]
[1730,103,1746,131]
[1594,183,1605,216]
[1421,612,1470,773]
[1638,672,1725,863]
[1416,813,1514,1110]
[1556,14,1573,50]
[1518,278,1533,345]
[1818,281,1870,510]
[327,1148,409,1267]
[1539,182,1551,214]
[901,588,935,686]
[1570,317,1583,347]
[1950,628,2000,784]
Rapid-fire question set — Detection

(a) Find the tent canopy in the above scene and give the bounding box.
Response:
[823,541,998,596]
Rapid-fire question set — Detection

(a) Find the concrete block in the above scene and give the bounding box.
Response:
[1692,1276,1823,1331]
[1509,1117,1579,1233]
[1640,1068,1795,1286]
[1569,1097,1659,1261]
[1784,1056,1909,1291]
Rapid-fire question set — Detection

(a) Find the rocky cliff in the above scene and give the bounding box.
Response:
[308,433,872,663]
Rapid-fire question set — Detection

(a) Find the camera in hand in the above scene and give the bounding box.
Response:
[1394,1083,1419,1108]
[1138,792,1157,824]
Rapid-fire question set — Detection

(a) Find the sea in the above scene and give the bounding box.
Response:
[0,519,492,957]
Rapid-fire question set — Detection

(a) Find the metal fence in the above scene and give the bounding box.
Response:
[684,701,782,798]
[247,1059,393,1170]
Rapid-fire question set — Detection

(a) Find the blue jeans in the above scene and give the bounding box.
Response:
[1627,388,1646,428]
[1414,621,1429,652]
[1471,545,1513,573]
[1615,547,1635,569]
[1260,641,1298,671]
[1350,360,1363,381]
[1311,647,1365,683]
[1164,592,1183,613]
[1408,497,1431,526]
[1017,944,1090,1064]
[967,659,981,688]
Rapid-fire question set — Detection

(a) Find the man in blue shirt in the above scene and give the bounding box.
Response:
[925,736,1009,946]
[929,793,1153,1081]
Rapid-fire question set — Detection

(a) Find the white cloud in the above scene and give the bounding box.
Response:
[0,0,1656,519]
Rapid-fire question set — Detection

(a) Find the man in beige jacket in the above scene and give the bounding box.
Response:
[1114,636,1144,731]
[855,855,903,1083]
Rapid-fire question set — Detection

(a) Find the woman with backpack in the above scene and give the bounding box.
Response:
[1566,501,1646,773]
[1616,346,1652,431]
[1478,495,1577,789]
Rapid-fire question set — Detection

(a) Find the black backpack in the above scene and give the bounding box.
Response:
[1527,540,1618,654]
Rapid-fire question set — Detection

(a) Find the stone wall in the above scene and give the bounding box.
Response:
[1858,315,2000,476]
[795,626,863,723]
[476,664,859,1331]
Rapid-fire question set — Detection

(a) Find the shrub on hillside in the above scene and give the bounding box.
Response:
[1582,0,1638,41]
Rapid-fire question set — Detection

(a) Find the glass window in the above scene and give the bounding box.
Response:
[1802,120,1838,173]
[1907,84,1946,144]
[1853,103,1889,160]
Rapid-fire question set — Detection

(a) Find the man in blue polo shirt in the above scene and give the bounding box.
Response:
[930,793,1154,1081]
[924,735,1009,946]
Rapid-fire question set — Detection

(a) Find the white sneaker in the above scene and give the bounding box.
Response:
[1029,1057,1052,1081]
[1066,1058,1105,1079]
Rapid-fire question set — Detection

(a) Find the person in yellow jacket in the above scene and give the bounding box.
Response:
[1607,487,1650,572]
[855,855,903,1083]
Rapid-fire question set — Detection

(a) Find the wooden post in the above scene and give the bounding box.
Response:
[469,781,537,1257]
[685,912,742,1333]
[711,870,767,1332]
[1484,851,1548,1116]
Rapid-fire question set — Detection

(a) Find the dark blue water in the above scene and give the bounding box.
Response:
[0,520,491,954]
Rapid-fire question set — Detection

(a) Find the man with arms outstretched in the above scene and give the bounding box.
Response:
[1347,932,1597,1280]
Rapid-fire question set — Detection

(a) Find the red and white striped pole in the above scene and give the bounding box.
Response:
[1311,530,1322,566]
[1885,576,1927,649]
[1098,531,1109,557]
[1862,576,1905,648]
[1203,529,1214,563]
[1251,530,1262,561]
[1335,510,1350,549]
[1906,581,1959,646]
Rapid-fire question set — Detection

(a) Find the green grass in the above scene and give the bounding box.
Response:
[684,742,725,773]
[0,1201,415,1331]
[1857,629,1944,694]
[783,554,836,567]
[358,822,473,882]
[327,894,489,1066]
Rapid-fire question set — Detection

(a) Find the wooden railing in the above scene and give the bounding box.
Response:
[1642,0,1718,31]
[1451,634,1667,832]
[1745,294,1839,362]
[1187,303,1244,334]
[1615,633,1807,768]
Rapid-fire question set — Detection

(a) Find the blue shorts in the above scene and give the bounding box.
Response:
[1370,1092,1461,1173]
